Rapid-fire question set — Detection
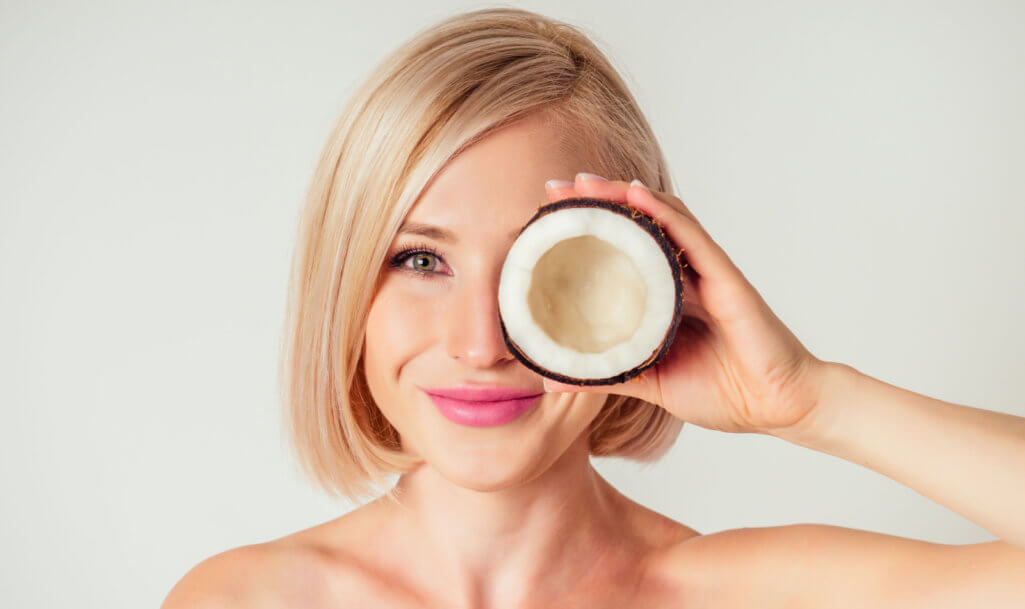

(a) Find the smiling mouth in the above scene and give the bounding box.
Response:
[423,390,542,427]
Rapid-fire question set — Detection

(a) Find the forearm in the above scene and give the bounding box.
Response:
[772,361,1025,550]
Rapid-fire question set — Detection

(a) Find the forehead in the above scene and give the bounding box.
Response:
[401,115,583,241]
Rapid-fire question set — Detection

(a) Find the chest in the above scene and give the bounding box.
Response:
[311,567,707,609]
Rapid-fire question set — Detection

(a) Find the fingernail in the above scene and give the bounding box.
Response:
[545,179,574,190]
[576,172,607,182]
[542,378,552,391]
[630,179,649,192]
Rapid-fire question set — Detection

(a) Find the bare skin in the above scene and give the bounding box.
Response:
[269,448,704,608]
[161,482,1025,609]
[161,112,1025,608]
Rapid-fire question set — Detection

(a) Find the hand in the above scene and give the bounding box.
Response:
[541,173,830,436]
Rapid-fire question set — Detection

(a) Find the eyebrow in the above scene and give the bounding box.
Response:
[398,222,521,243]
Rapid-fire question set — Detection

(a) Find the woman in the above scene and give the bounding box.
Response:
[162,8,1025,608]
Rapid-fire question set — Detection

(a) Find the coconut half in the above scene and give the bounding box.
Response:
[498,197,685,387]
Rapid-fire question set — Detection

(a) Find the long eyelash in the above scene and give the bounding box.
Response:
[388,241,446,279]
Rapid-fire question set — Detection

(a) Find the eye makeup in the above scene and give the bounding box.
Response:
[387,241,449,279]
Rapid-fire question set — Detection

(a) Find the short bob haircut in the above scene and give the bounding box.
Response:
[280,7,683,504]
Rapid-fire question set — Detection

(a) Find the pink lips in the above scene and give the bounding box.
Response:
[422,386,543,427]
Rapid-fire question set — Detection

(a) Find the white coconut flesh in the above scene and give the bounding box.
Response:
[498,205,678,382]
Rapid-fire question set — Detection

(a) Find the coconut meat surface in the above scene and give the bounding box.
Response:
[498,206,676,381]
[528,235,646,353]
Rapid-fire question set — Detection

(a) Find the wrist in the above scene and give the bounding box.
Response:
[767,360,861,450]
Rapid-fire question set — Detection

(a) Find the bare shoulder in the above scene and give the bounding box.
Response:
[158,536,378,609]
[649,523,1025,609]
[160,505,414,609]
[160,543,276,608]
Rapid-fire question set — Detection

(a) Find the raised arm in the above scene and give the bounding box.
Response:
[772,361,1025,550]
[543,174,1025,606]
[544,174,1025,552]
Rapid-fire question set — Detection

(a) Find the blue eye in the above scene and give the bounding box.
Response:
[388,242,448,279]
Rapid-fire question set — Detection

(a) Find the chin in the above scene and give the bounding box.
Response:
[426,431,555,492]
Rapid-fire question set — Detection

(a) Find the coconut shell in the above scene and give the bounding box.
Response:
[499,197,686,387]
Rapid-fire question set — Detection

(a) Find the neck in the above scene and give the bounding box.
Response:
[380,434,637,608]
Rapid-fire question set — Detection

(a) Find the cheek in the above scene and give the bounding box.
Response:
[563,391,608,428]
[540,391,608,441]
[363,281,447,408]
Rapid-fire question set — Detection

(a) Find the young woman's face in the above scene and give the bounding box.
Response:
[363,114,609,491]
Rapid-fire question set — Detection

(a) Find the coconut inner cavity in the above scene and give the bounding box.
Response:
[527,235,647,353]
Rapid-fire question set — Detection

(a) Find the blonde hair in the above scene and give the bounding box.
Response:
[280,7,683,504]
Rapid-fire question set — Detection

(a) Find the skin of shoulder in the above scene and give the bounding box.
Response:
[159,541,335,609]
[159,533,418,609]
[653,523,1025,609]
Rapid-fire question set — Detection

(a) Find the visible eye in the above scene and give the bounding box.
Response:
[388,242,450,279]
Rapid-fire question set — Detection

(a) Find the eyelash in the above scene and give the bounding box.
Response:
[388,241,448,279]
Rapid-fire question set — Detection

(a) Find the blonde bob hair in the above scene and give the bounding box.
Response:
[280,7,683,504]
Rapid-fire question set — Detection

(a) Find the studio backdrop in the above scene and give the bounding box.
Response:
[2,1,1023,607]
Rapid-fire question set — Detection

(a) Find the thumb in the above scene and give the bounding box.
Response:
[542,371,658,405]
[543,377,584,393]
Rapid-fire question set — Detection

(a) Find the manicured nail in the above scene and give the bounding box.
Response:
[545,179,574,190]
[576,172,607,182]
[630,179,649,192]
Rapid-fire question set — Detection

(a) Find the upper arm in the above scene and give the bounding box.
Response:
[668,524,1025,609]
[788,524,1025,609]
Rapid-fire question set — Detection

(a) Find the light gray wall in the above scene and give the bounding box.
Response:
[2,1,1023,607]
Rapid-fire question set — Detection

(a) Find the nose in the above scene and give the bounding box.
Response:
[445,277,516,369]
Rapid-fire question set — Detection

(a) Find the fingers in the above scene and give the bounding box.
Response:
[543,178,578,202]
[624,181,741,283]
[541,367,660,407]
[543,173,740,283]
[544,173,636,204]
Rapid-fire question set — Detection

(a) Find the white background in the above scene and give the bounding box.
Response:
[2,1,1023,607]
